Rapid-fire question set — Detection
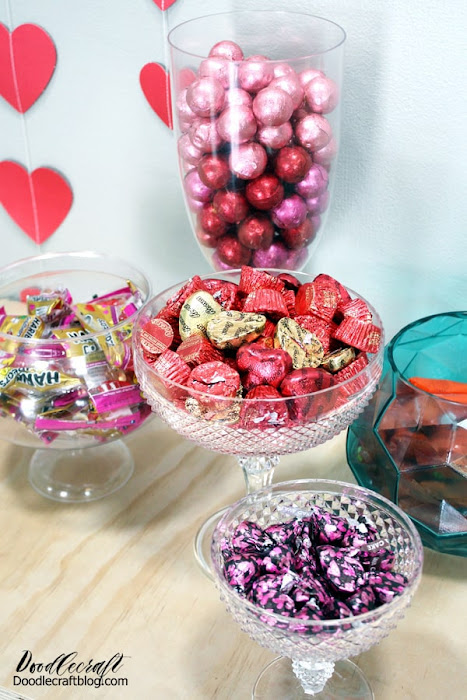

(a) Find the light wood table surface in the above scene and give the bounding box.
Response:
[0,420,466,699]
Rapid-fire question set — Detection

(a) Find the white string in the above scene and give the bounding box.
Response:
[5,0,42,248]
[160,0,173,129]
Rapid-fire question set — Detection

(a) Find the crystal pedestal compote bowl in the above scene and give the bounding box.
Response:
[212,479,424,699]
[0,251,151,502]
[133,269,384,575]
[169,11,346,272]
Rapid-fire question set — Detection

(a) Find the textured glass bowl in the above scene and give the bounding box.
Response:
[0,251,151,502]
[169,11,345,272]
[347,311,467,556]
[211,479,423,699]
[133,269,384,573]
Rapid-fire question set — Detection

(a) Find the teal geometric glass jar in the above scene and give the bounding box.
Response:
[347,311,467,556]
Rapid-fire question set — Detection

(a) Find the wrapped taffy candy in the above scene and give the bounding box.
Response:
[139,266,382,428]
[0,280,149,445]
[220,506,408,625]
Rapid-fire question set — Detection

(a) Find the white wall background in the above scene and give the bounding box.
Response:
[1,0,466,341]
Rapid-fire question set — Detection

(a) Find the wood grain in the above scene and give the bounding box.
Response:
[0,421,465,699]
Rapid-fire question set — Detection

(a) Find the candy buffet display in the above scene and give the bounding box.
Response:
[168,11,346,271]
[347,311,467,556]
[211,479,423,699]
[133,267,384,574]
[0,252,151,502]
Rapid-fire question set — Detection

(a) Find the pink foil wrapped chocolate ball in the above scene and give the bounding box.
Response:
[305,190,330,214]
[270,74,304,111]
[186,196,205,214]
[252,87,294,127]
[189,117,223,153]
[273,62,295,79]
[229,142,268,180]
[225,87,253,108]
[178,133,203,166]
[295,114,333,152]
[252,240,289,268]
[184,169,214,203]
[186,78,225,117]
[176,88,197,130]
[295,163,329,198]
[271,194,307,229]
[217,105,257,143]
[238,55,274,93]
[305,75,339,114]
[313,137,338,166]
[298,67,324,89]
[257,122,293,150]
[198,57,232,89]
[209,40,244,62]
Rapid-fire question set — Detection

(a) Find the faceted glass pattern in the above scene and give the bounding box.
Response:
[347,312,467,555]
[211,479,423,695]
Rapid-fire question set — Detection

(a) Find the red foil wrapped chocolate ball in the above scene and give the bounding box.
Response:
[238,214,274,250]
[216,234,252,266]
[245,174,284,211]
[274,146,312,183]
[197,154,231,189]
[198,202,228,238]
[196,227,220,248]
[213,190,249,224]
[281,217,317,249]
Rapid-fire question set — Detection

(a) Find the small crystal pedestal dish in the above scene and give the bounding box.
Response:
[0,251,151,503]
[133,270,384,575]
[211,479,424,699]
[347,311,467,556]
[169,11,345,272]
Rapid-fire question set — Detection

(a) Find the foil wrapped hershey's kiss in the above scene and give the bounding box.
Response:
[274,316,324,369]
[206,310,266,349]
[179,291,221,341]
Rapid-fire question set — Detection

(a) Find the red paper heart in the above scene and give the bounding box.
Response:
[0,23,56,113]
[152,0,178,10]
[0,161,73,243]
[140,62,173,129]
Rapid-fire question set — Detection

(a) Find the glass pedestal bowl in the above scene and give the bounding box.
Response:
[347,311,467,556]
[133,269,384,575]
[0,251,151,503]
[169,11,346,272]
[211,479,424,699]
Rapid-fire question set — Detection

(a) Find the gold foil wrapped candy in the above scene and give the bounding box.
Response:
[321,347,356,373]
[179,291,222,341]
[206,310,266,350]
[274,317,324,369]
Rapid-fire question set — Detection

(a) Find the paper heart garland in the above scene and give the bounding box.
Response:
[0,161,73,243]
[152,0,178,10]
[0,23,56,113]
[140,62,173,129]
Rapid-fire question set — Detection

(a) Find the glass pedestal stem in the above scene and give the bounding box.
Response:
[292,659,335,695]
[238,455,280,494]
